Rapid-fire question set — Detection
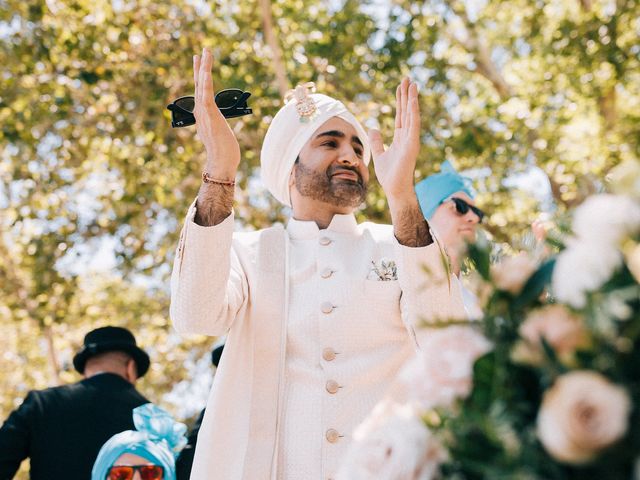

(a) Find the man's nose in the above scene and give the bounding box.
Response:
[338,147,359,166]
[466,210,480,223]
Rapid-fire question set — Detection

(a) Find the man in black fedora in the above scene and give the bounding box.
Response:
[0,326,150,480]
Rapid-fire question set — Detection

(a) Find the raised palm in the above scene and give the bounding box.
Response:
[369,78,421,201]
[193,48,241,178]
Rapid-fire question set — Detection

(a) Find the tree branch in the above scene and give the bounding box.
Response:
[446,1,513,100]
[44,325,62,385]
[259,0,290,98]
[0,239,62,384]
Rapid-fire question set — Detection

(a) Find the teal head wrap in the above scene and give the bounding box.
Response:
[415,161,475,219]
[91,404,187,480]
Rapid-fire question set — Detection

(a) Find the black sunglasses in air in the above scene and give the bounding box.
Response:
[445,197,485,222]
[166,89,252,128]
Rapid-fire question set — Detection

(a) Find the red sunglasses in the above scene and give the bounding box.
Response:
[106,465,164,480]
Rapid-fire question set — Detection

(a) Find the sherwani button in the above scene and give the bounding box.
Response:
[322,348,336,361]
[319,236,332,246]
[320,268,333,278]
[321,302,334,314]
[325,429,340,443]
[325,380,340,394]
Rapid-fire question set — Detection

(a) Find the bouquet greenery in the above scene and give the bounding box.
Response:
[338,160,640,480]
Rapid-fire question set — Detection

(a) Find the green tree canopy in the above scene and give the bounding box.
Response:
[1,1,638,476]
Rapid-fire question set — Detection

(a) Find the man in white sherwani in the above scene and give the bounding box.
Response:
[170,48,466,480]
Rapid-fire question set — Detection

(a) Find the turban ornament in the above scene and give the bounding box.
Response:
[284,82,318,122]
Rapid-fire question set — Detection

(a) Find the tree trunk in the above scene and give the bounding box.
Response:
[44,324,62,385]
[259,0,289,98]
[598,87,617,132]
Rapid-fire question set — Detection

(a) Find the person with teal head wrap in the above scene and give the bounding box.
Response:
[415,161,484,319]
[91,403,187,480]
[415,161,476,220]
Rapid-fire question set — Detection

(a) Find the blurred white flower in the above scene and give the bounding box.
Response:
[537,371,631,465]
[337,402,446,480]
[552,241,622,308]
[512,305,588,366]
[490,253,538,295]
[572,194,640,247]
[402,326,492,409]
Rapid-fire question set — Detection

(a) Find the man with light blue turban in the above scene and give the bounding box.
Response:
[91,404,187,480]
[415,161,476,220]
[415,161,484,319]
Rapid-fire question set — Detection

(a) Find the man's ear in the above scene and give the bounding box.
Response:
[288,164,296,188]
[125,358,139,384]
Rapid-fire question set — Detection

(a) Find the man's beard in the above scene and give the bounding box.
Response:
[294,162,367,209]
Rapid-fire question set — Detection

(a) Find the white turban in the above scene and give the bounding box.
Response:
[260,93,371,207]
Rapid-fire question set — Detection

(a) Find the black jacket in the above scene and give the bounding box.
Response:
[0,373,149,480]
[175,409,205,480]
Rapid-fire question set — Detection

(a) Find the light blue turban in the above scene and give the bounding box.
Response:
[415,161,476,219]
[91,404,187,480]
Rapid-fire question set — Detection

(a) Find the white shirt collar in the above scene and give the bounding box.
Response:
[286,213,359,239]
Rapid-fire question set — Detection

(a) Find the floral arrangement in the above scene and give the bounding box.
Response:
[338,160,640,480]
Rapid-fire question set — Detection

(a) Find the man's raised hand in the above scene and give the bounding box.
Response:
[193,48,240,180]
[368,78,421,204]
[368,78,433,247]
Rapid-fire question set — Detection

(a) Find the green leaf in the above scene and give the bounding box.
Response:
[512,259,556,311]
[468,241,492,281]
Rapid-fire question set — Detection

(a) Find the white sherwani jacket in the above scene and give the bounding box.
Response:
[170,201,465,480]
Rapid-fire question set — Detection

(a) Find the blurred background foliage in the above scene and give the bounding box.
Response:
[0,0,638,474]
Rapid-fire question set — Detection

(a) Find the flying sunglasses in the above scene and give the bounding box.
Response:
[106,465,164,480]
[166,88,252,128]
[447,197,485,222]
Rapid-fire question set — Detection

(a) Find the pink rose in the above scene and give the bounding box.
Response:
[491,253,538,295]
[537,371,631,464]
[401,326,492,409]
[512,305,588,366]
[338,402,447,480]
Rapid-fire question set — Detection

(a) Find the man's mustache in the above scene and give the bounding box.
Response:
[327,165,364,186]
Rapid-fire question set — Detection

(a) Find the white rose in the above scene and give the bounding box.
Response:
[402,326,492,409]
[537,371,631,465]
[572,194,640,246]
[552,241,622,308]
[337,402,447,480]
[512,305,588,366]
[490,253,538,295]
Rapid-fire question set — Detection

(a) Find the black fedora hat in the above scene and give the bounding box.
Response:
[73,326,150,377]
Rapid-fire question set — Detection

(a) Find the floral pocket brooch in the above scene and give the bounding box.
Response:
[367,258,398,281]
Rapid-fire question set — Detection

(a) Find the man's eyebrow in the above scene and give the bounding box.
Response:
[315,130,364,147]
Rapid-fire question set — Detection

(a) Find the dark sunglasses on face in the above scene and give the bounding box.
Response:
[447,197,485,222]
[106,465,164,480]
[166,88,252,128]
